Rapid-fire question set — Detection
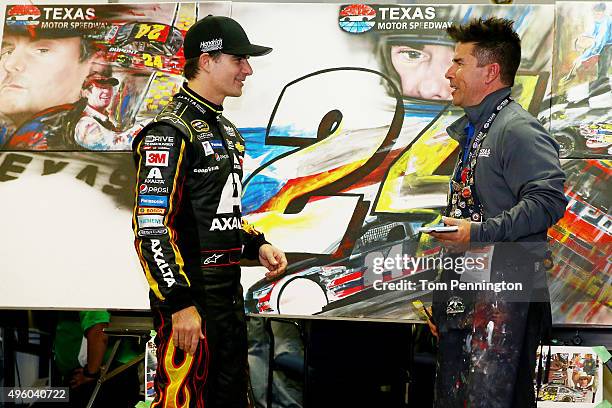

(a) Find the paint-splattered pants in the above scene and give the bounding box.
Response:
[432,245,552,408]
[434,297,550,408]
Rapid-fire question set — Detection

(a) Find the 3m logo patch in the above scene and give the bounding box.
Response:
[145,151,169,167]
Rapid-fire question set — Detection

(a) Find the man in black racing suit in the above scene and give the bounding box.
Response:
[132,15,287,407]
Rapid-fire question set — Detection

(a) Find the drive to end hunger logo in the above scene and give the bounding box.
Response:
[339,4,376,33]
[6,5,41,26]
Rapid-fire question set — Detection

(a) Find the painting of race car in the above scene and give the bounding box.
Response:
[539,79,612,158]
[100,22,185,75]
[547,159,611,324]
[245,211,442,316]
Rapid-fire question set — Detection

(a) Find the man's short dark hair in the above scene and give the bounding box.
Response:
[183,51,222,80]
[447,17,521,86]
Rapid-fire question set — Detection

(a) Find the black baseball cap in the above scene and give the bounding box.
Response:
[84,74,119,88]
[183,15,272,59]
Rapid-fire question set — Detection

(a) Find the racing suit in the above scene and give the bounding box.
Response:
[132,84,268,407]
[3,102,84,150]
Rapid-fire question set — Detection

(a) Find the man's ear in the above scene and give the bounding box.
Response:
[199,53,212,73]
[485,62,501,84]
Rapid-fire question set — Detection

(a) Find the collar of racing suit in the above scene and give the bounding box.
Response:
[181,82,224,114]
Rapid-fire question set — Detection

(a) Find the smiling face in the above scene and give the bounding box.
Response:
[390,43,453,100]
[445,42,491,108]
[206,53,253,103]
[0,34,91,124]
[85,84,113,111]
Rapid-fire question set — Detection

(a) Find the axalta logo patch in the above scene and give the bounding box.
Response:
[191,120,209,132]
[145,151,169,167]
[6,5,41,26]
[339,4,376,33]
[144,179,165,184]
[151,239,175,287]
[210,216,241,231]
[146,167,163,179]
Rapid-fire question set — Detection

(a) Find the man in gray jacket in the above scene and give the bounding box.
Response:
[426,17,568,408]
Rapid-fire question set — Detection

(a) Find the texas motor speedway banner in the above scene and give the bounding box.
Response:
[0,3,609,325]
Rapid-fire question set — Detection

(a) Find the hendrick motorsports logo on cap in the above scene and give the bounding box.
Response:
[6,5,41,26]
[339,4,376,33]
[339,4,451,34]
[200,38,222,52]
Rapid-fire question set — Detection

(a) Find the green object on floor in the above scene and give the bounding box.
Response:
[592,346,612,363]
[134,400,152,408]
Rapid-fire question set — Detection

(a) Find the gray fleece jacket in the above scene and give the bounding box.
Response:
[446,87,568,250]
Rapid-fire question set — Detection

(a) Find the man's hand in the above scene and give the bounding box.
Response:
[428,216,471,253]
[425,307,438,339]
[172,306,204,355]
[258,244,288,280]
[69,368,96,389]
